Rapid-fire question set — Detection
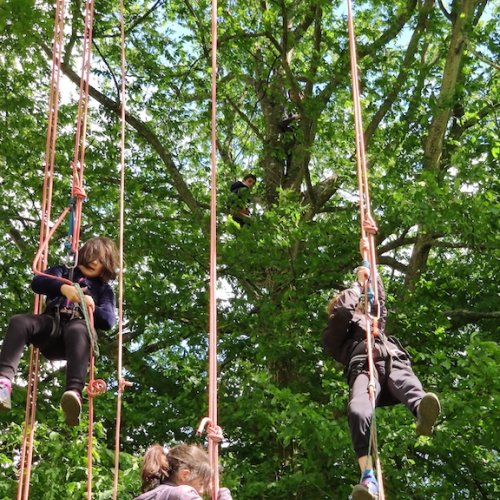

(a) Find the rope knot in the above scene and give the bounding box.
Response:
[197,417,224,443]
[87,378,107,398]
[119,377,133,393]
[363,215,378,235]
[72,183,87,200]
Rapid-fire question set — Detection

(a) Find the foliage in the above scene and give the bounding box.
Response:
[0,0,498,498]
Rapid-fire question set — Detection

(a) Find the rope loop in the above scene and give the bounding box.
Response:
[87,378,107,398]
[119,377,133,393]
[197,417,224,443]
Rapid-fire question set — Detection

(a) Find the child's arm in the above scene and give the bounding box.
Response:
[93,284,116,330]
[323,284,362,364]
[31,265,68,297]
[217,488,233,500]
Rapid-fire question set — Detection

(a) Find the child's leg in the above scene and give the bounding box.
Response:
[386,355,426,416]
[0,314,55,381]
[348,371,381,463]
[62,319,90,394]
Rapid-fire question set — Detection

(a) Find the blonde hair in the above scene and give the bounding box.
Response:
[141,443,212,493]
[326,293,342,317]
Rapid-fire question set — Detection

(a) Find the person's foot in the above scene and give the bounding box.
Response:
[60,390,82,426]
[352,469,378,499]
[416,392,441,436]
[0,377,12,411]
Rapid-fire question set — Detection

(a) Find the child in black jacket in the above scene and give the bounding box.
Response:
[0,236,118,426]
[323,263,440,499]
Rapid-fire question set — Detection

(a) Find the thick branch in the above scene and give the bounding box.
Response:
[365,0,434,144]
[423,0,476,172]
[446,309,500,322]
[44,45,203,214]
[377,255,408,274]
[359,0,418,58]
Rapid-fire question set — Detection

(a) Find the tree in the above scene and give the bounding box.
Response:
[0,0,498,498]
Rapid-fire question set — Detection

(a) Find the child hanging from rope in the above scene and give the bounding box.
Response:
[135,443,233,500]
[0,236,118,426]
[322,239,441,500]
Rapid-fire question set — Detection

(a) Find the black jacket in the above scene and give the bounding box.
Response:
[323,274,387,366]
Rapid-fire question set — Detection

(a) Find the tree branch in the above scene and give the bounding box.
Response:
[43,44,204,215]
[445,309,500,322]
[359,0,418,58]
[365,0,434,145]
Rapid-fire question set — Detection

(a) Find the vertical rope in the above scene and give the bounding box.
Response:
[112,0,130,496]
[208,0,220,497]
[346,0,385,498]
[20,0,97,497]
[17,1,66,498]
[71,0,96,254]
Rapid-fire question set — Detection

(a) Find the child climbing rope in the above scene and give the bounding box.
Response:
[229,173,257,226]
[135,443,233,500]
[322,239,441,500]
[0,236,118,426]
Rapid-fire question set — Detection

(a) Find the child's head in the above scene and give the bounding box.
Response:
[242,173,257,188]
[326,293,341,317]
[141,443,212,495]
[78,236,118,282]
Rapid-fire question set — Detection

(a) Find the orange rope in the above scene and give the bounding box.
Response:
[70,0,95,254]
[347,0,385,497]
[197,1,221,498]
[17,1,66,498]
[86,311,107,500]
[208,1,220,497]
[112,0,131,497]
[18,1,99,497]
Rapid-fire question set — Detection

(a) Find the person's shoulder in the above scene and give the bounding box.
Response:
[175,484,201,499]
[43,264,67,275]
[230,180,246,191]
[133,483,198,500]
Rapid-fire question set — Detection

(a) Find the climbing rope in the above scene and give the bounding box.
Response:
[17,1,100,499]
[17,1,66,497]
[112,0,132,497]
[346,0,385,497]
[196,1,222,498]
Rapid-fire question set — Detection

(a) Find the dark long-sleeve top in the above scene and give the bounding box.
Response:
[31,265,116,331]
[323,274,387,366]
[230,180,248,194]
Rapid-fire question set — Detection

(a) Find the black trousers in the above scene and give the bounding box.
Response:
[348,353,425,458]
[0,313,90,393]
